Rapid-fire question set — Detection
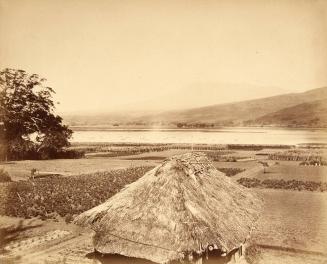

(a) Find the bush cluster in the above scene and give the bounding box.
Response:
[206,151,247,162]
[227,144,291,151]
[71,143,230,158]
[51,149,85,159]
[237,177,327,192]
[217,167,245,177]
[1,166,153,219]
[299,160,327,166]
[268,150,326,165]
[82,146,170,157]
[7,148,85,161]
[0,169,11,182]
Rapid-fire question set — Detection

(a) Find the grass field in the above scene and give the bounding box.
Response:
[253,189,327,252]
[254,161,327,183]
[0,158,160,181]
[254,248,327,264]
[250,189,327,263]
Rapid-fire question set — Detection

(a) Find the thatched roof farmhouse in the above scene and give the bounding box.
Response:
[74,152,262,263]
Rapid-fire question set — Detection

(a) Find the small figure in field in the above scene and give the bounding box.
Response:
[259,161,269,173]
[30,168,37,180]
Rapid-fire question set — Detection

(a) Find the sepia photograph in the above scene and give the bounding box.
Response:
[0,0,327,263]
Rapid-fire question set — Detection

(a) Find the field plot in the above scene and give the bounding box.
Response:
[0,158,159,181]
[236,161,327,192]
[251,189,327,263]
[264,161,327,182]
[268,149,327,165]
[213,160,259,170]
[118,149,191,160]
[1,147,263,181]
[0,167,153,219]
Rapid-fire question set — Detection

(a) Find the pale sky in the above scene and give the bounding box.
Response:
[0,0,327,113]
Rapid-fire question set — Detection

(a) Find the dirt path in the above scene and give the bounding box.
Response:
[2,230,96,264]
[16,232,95,264]
[0,216,96,264]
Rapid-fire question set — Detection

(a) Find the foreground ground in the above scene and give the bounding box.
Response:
[251,190,327,264]
[1,189,326,264]
[1,144,326,263]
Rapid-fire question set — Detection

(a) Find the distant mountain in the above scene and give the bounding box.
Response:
[140,87,327,126]
[246,99,327,127]
[125,83,285,111]
[63,87,327,128]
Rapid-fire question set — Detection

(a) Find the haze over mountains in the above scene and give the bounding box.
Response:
[115,83,286,112]
[64,87,327,128]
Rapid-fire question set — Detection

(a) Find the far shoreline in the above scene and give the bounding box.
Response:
[69,125,327,132]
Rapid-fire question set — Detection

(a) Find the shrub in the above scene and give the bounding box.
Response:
[228,144,263,151]
[0,169,11,182]
[217,168,245,177]
[237,178,261,188]
[51,149,85,159]
[299,159,327,166]
[237,177,327,192]
[269,150,326,165]
[65,213,74,223]
[205,151,247,162]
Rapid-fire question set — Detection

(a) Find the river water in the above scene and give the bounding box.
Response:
[71,128,327,145]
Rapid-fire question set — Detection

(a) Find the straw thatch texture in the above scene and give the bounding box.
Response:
[74,152,262,263]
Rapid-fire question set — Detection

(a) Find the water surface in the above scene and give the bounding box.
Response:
[71,128,327,145]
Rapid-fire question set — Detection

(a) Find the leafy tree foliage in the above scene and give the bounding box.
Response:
[0,68,72,160]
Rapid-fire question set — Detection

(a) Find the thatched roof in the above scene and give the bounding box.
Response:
[74,152,262,263]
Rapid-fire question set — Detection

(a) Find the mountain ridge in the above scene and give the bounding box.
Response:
[63,86,327,128]
[138,86,327,125]
[246,99,327,127]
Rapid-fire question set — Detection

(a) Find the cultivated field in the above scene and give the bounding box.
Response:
[1,144,327,264]
[247,161,327,182]
[0,158,159,181]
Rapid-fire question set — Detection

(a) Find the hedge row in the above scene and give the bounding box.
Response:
[237,177,327,192]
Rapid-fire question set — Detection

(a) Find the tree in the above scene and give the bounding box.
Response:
[0,68,72,160]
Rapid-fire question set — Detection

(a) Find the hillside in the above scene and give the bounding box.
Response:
[63,87,327,128]
[140,87,327,126]
[246,99,327,127]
